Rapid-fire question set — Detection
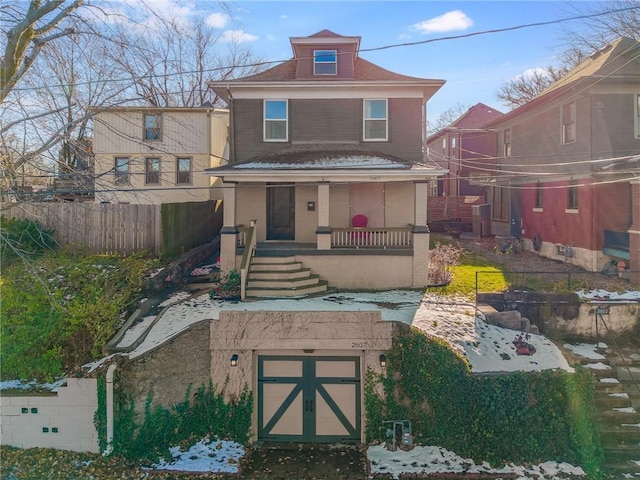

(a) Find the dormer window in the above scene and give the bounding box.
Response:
[314,50,337,75]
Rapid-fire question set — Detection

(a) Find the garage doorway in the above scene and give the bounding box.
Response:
[257,356,361,443]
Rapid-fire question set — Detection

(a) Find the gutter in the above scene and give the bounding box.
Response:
[105,363,117,455]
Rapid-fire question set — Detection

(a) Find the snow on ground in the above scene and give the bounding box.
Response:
[576,289,640,301]
[146,439,244,474]
[367,444,585,480]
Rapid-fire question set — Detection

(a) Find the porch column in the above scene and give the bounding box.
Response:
[316,182,332,250]
[412,181,430,287]
[220,181,238,274]
[629,180,640,286]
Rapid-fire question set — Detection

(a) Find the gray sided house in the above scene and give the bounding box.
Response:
[483,37,640,283]
[207,30,447,295]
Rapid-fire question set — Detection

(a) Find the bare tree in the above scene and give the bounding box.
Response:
[427,103,470,136]
[0,0,83,104]
[496,1,640,109]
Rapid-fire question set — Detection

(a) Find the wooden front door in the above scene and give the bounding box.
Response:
[267,185,295,240]
[258,356,361,443]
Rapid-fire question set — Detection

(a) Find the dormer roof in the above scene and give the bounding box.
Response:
[290,30,361,59]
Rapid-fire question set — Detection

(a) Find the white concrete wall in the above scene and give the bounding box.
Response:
[0,379,99,453]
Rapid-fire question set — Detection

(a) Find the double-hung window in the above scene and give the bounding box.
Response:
[567,182,578,210]
[144,113,162,141]
[145,157,160,185]
[314,50,337,75]
[503,129,511,157]
[114,157,130,185]
[535,182,543,209]
[562,102,575,144]
[176,157,192,185]
[363,99,388,141]
[264,100,288,141]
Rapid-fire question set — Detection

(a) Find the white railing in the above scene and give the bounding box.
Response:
[331,227,413,248]
[236,226,247,248]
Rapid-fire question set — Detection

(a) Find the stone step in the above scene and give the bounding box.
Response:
[245,281,329,299]
[250,261,303,272]
[596,392,633,409]
[596,409,640,426]
[601,461,640,479]
[595,378,626,394]
[599,425,640,446]
[615,366,640,382]
[249,268,312,281]
[247,275,321,290]
[583,362,615,377]
[251,255,297,264]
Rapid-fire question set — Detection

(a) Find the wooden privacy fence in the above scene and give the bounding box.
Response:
[2,200,222,257]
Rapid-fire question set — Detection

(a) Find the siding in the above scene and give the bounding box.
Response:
[591,93,640,157]
[385,183,414,227]
[233,98,423,163]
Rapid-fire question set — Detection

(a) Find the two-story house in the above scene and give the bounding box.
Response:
[92,107,228,204]
[425,103,503,232]
[483,37,640,283]
[206,30,446,295]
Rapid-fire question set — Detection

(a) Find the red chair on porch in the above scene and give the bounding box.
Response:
[351,214,369,245]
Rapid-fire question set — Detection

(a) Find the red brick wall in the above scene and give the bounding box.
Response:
[427,195,485,223]
[630,182,640,286]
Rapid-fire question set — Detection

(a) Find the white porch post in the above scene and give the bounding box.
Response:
[220,181,238,273]
[412,181,430,287]
[316,182,332,250]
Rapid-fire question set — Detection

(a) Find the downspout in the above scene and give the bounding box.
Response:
[105,363,117,455]
[227,86,235,163]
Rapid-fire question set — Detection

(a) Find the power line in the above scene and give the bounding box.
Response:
[6,5,640,93]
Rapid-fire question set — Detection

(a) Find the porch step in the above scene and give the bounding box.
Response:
[245,255,329,299]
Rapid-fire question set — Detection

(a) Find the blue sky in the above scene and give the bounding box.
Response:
[214,1,592,120]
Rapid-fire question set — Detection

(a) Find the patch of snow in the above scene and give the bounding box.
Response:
[367,444,585,480]
[233,156,407,169]
[576,289,640,301]
[0,377,67,392]
[610,392,630,398]
[147,267,164,278]
[584,362,611,370]
[147,438,244,474]
[158,291,191,307]
[613,407,636,413]
[622,423,640,428]
[116,316,156,349]
[82,353,121,374]
[563,343,607,360]
[601,377,621,384]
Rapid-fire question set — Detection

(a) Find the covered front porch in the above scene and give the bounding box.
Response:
[205,155,446,291]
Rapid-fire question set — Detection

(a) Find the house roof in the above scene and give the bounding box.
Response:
[484,37,640,128]
[204,150,446,182]
[427,103,503,142]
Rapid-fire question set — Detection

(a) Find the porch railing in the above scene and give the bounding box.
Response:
[237,226,247,248]
[240,220,257,300]
[331,227,413,249]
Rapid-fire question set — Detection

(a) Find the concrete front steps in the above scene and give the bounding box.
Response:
[245,256,329,298]
[577,346,640,478]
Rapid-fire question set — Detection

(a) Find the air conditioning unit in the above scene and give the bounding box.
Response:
[556,244,574,257]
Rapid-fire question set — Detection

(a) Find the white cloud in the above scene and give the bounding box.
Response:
[412,10,473,34]
[221,29,258,43]
[205,12,229,28]
[514,67,550,81]
[398,33,411,41]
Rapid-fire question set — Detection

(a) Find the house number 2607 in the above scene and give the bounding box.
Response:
[352,341,370,348]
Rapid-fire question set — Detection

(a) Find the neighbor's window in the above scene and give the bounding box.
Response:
[635,94,640,138]
[114,157,130,185]
[144,113,162,141]
[314,50,337,75]
[264,100,288,141]
[562,102,576,144]
[364,99,388,141]
[535,182,543,209]
[503,129,511,157]
[176,157,192,184]
[567,182,578,210]
[491,186,509,221]
[145,157,160,185]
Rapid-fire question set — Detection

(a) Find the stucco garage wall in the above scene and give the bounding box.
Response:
[299,254,413,289]
[0,379,99,453]
[119,321,211,420]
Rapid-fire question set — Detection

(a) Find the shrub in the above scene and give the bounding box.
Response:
[0,215,56,267]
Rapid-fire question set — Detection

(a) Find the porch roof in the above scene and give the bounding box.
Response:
[204,151,447,183]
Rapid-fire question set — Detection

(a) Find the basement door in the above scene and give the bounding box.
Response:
[267,184,295,240]
[258,356,361,443]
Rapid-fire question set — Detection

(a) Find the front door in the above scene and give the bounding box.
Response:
[258,356,361,443]
[267,185,295,240]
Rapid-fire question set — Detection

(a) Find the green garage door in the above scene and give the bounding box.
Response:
[258,356,361,443]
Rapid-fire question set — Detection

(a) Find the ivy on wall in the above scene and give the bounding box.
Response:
[105,378,252,463]
[365,326,603,478]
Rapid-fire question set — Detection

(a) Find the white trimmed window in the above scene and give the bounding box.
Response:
[114,157,130,185]
[145,157,160,185]
[567,182,578,210]
[264,100,288,141]
[144,113,162,141]
[535,182,543,209]
[314,50,337,75]
[562,102,576,144]
[176,157,192,185]
[503,129,511,157]
[363,99,388,141]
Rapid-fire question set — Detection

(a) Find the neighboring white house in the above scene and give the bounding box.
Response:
[92,107,228,205]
